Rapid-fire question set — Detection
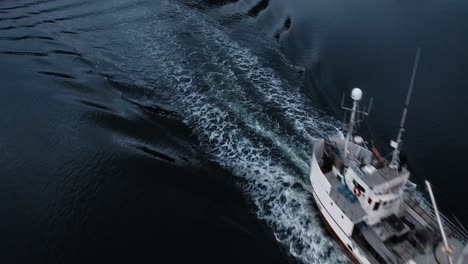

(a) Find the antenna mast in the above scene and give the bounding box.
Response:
[342,88,372,159]
[390,48,421,168]
[344,88,362,159]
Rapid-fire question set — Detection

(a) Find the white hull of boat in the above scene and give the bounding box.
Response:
[310,145,371,264]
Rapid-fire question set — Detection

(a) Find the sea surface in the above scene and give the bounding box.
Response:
[1,0,467,263]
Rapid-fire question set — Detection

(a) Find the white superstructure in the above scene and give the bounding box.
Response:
[308,85,468,263]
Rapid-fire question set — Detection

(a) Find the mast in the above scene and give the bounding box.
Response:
[426,181,454,264]
[344,88,362,159]
[389,48,421,168]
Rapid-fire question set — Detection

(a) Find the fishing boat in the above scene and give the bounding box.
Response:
[309,49,468,264]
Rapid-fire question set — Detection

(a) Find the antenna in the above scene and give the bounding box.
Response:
[389,48,421,168]
[367,97,374,115]
[341,93,348,128]
[356,97,374,125]
[341,92,346,108]
[341,88,373,159]
[343,88,362,159]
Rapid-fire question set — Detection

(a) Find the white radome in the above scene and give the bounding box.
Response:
[351,88,363,101]
[354,136,364,144]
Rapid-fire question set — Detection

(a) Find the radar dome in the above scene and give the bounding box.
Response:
[354,136,364,145]
[351,88,363,101]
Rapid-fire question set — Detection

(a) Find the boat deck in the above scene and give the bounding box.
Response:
[356,223,400,263]
[324,172,366,223]
[313,139,468,264]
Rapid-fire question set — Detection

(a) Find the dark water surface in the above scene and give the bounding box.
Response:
[0,0,467,263]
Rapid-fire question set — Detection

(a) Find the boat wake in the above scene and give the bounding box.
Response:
[100,2,349,263]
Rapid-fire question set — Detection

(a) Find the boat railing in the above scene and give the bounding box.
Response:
[407,194,468,245]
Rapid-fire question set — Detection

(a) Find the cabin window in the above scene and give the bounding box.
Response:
[368,198,373,205]
[337,175,342,182]
[347,244,353,251]
[383,201,387,206]
[353,179,366,193]
[373,202,381,211]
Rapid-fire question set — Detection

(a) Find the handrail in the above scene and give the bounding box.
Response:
[407,195,468,244]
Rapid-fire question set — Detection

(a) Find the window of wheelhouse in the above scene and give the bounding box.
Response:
[373,202,381,211]
[353,179,366,193]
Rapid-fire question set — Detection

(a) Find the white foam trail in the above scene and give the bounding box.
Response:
[114,3,349,263]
